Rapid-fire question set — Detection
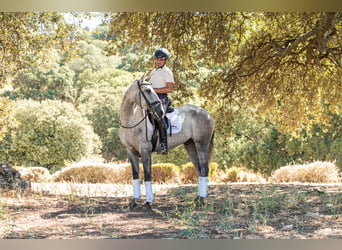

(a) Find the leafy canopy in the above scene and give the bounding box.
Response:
[0,12,79,87]
[109,12,341,132]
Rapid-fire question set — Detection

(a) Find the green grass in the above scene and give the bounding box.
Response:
[160,184,342,239]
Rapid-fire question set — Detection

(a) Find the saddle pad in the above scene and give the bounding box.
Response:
[146,109,182,134]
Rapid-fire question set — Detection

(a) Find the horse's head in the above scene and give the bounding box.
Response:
[136,73,165,120]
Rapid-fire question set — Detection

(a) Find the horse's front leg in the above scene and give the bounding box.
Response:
[127,149,141,209]
[141,148,153,210]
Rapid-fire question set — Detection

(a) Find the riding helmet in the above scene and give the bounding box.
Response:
[154,48,171,59]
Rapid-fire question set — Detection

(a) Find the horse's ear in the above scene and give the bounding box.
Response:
[140,72,146,83]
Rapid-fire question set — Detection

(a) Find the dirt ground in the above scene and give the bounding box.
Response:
[0,183,341,239]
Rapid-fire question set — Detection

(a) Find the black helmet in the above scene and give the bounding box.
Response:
[154,48,171,59]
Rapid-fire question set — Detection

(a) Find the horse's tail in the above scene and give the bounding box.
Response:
[208,130,215,163]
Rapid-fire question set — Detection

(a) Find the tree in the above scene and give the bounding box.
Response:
[77,68,133,161]
[109,12,341,133]
[9,63,76,102]
[0,12,79,88]
[0,97,16,142]
[66,40,122,103]
[0,100,102,170]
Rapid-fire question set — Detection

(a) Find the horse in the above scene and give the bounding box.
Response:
[119,74,215,210]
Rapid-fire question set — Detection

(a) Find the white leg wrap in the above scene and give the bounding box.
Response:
[133,179,141,199]
[144,181,154,203]
[198,176,209,198]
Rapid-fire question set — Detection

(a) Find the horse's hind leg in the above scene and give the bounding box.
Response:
[193,141,211,203]
[184,140,200,175]
[184,141,209,204]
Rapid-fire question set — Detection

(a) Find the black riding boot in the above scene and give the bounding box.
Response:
[157,119,168,154]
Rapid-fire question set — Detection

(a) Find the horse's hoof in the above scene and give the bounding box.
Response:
[129,199,138,209]
[194,196,205,207]
[142,202,152,211]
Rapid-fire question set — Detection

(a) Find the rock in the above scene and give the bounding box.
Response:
[0,163,31,191]
[282,224,294,231]
[56,201,67,208]
[305,212,320,219]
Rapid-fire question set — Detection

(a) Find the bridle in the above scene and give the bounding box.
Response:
[120,79,163,129]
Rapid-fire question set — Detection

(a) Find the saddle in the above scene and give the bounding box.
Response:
[148,104,180,152]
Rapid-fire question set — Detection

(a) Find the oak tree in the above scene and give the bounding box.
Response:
[109,12,341,132]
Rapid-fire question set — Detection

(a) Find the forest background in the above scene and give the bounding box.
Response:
[0,12,341,177]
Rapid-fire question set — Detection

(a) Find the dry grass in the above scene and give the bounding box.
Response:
[15,166,51,182]
[218,167,267,183]
[49,161,180,184]
[16,161,340,185]
[50,162,132,184]
[180,163,198,184]
[149,163,180,184]
[271,161,341,183]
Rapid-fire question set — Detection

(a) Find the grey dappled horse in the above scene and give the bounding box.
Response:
[119,75,215,209]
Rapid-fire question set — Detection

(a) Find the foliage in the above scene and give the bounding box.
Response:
[3,40,123,104]
[0,100,101,170]
[149,163,180,184]
[109,12,342,133]
[215,110,291,175]
[285,113,342,166]
[219,167,243,182]
[77,69,133,161]
[153,144,192,166]
[180,162,221,184]
[215,108,342,175]
[2,13,341,178]
[1,35,139,163]
[0,97,17,142]
[115,44,152,72]
[7,63,76,101]
[67,40,120,74]
[0,12,79,87]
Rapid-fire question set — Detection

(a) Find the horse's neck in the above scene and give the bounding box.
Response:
[120,96,145,127]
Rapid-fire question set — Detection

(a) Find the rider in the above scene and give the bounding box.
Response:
[148,48,174,154]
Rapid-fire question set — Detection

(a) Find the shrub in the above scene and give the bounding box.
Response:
[11,63,76,102]
[180,162,199,184]
[153,145,191,166]
[219,167,244,182]
[1,100,101,170]
[77,88,127,161]
[216,110,342,175]
[214,166,267,183]
[180,162,221,184]
[208,162,222,182]
[236,172,267,183]
[150,163,180,184]
[271,161,341,183]
[51,161,132,184]
[51,161,181,184]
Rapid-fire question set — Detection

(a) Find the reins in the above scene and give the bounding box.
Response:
[119,112,148,129]
[119,80,161,129]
